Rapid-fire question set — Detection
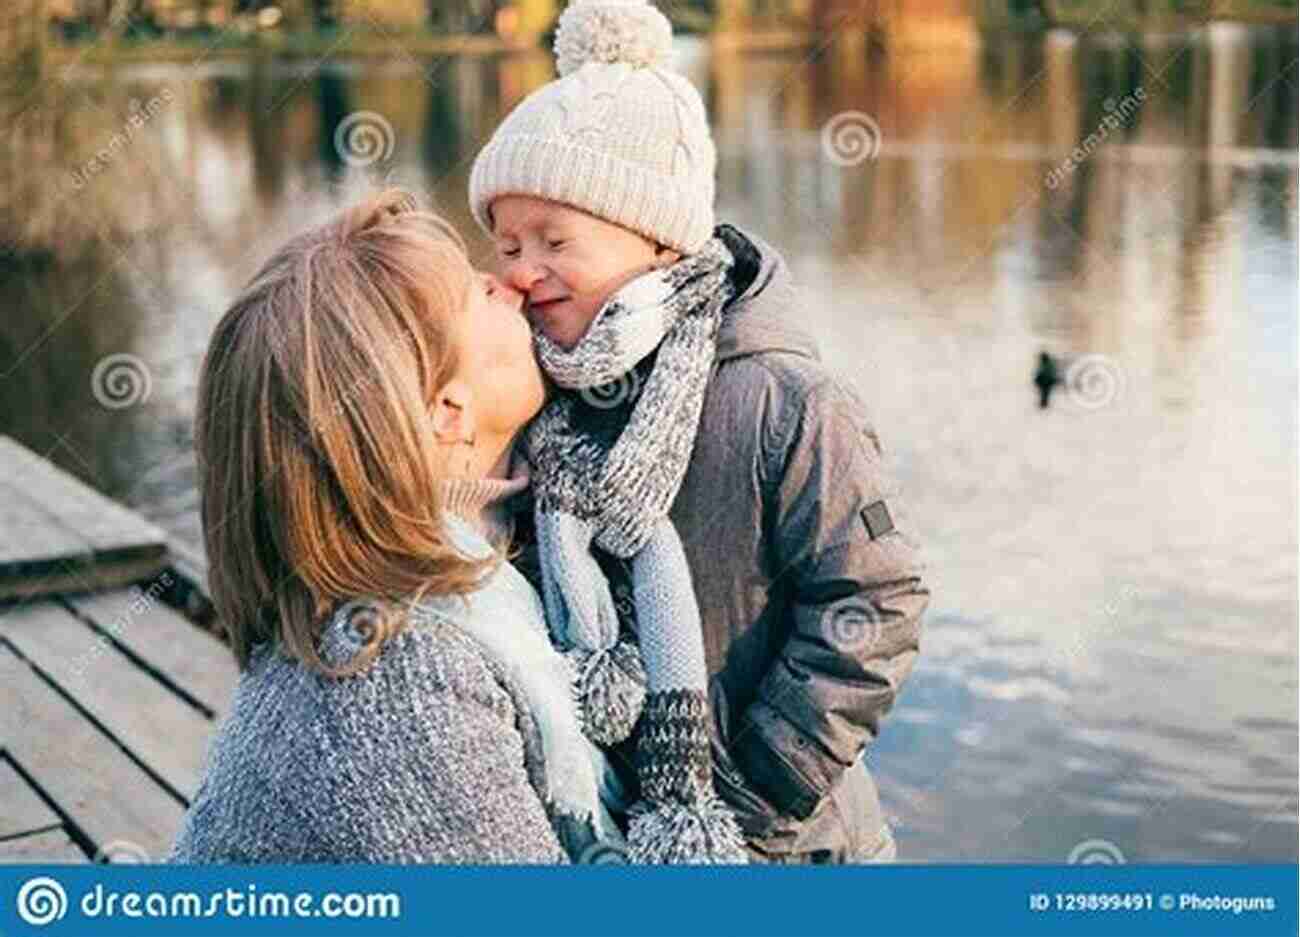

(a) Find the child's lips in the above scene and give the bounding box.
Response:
[527,296,570,320]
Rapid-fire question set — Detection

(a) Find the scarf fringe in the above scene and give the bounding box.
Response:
[564,640,647,746]
[626,794,750,864]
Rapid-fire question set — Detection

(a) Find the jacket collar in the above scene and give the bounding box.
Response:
[715,224,821,364]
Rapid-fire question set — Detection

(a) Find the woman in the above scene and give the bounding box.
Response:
[168,190,622,863]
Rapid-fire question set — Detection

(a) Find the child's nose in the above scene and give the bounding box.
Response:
[503,257,544,293]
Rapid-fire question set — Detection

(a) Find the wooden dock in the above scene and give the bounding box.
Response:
[0,435,236,863]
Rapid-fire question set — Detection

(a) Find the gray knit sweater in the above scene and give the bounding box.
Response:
[167,614,566,863]
[169,493,569,863]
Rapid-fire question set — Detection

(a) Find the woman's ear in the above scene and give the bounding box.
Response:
[430,377,476,446]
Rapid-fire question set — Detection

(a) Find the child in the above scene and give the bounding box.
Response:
[471,0,929,863]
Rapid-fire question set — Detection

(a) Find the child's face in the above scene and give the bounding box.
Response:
[490,195,664,350]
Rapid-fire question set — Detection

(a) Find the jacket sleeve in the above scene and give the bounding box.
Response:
[730,376,929,821]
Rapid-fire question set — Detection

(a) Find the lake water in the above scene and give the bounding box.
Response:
[1,24,1296,861]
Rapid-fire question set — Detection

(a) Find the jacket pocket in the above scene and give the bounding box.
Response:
[708,678,782,838]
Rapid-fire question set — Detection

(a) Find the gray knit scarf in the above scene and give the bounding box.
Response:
[526,235,747,864]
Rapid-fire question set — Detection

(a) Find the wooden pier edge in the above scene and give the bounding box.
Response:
[1,435,237,863]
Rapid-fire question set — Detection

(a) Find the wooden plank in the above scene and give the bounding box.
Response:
[0,436,170,601]
[0,601,217,801]
[0,549,171,604]
[65,590,238,718]
[0,645,185,861]
[0,486,90,566]
[0,828,86,863]
[0,436,169,554]
[166,536,210,602]
[0,760,60,838]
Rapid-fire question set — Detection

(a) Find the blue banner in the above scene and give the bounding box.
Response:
[0,864,1295,936]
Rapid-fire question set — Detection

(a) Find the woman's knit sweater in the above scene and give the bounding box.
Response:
[167,477,568,864]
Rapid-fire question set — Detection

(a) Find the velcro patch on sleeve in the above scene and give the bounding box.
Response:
[861,500,895,540]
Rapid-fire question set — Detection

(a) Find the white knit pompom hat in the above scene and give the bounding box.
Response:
[469,0,716,254]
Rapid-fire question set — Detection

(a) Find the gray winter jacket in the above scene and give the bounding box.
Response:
[671,225,929,860]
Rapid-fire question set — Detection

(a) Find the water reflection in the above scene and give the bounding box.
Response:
[0,25,1295,862]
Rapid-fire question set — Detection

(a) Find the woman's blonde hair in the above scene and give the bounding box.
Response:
[196,189,496,675]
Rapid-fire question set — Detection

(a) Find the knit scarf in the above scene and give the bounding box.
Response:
[422,511,615,846]
[526,236,747,864]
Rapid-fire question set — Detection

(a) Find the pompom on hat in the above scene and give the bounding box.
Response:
[469,0,716,254]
